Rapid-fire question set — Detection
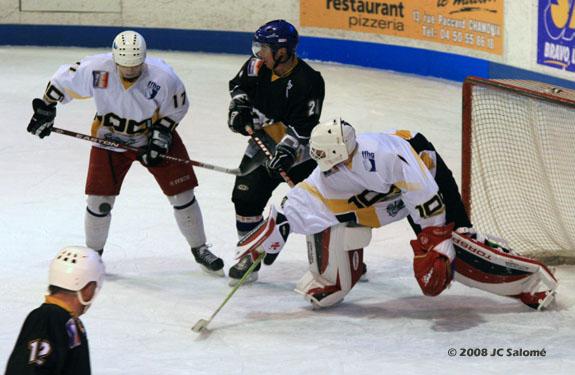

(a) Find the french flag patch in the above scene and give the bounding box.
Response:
[92,71,109,88]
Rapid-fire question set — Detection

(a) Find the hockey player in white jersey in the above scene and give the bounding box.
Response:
[26,30,224,275]
[236,119,557,310]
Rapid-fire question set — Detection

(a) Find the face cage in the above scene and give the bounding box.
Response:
[310,147,326,161]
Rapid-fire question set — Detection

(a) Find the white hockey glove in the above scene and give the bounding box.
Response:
[28,98,56,139]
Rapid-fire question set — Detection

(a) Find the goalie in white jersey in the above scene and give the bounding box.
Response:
[236,119,557,310]
[26,30,224,275]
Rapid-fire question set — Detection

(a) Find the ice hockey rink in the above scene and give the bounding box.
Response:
[0,46,574,374]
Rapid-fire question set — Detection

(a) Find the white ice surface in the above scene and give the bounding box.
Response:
[0,47,574,374]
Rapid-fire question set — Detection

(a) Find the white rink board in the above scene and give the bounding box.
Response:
[20,0,121,13]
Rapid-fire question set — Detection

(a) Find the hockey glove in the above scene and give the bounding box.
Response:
[266,135,298,177]
[28,98,56,139]
[139,124,172,167]
[228,92,254,136]
[410,223,455,297]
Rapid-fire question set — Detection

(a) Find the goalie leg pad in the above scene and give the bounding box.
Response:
[452,228,558,310]
[295,224,371,309]
[235,205,290,264]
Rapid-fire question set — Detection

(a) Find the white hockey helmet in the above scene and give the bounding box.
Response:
[49,246,105,294]
[310,118,357,171]
[112,30,147,67]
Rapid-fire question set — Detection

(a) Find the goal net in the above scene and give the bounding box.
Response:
[462,77,575,265]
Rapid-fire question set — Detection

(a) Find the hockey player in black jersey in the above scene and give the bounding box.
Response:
[227,19,325,285]
[5,246,104,375]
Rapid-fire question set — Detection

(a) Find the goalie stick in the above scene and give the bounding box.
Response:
[191,252,265,333]
[51,127,258,176]
[192,126,298,332]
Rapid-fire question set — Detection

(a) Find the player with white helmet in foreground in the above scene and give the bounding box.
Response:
[26,30,224,275]
[236,119,558,310]
[6,247,104,374]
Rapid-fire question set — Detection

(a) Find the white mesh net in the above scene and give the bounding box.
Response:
[465,78,575,264]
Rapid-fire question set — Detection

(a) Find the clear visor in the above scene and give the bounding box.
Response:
[252,41,270,57]
[310,147,326,160]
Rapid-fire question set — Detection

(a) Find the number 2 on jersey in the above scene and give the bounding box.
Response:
[28,339,52,365]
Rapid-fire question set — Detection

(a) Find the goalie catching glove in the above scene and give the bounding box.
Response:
[235,205,290,265]
[410,223,455,297]
[139,121,173,167]
[28,98,57,139]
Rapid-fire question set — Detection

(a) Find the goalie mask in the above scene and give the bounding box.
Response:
[310,118,357,172]
[112,30,147,67]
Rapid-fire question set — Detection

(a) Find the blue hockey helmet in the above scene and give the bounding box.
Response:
[252,19,299,58]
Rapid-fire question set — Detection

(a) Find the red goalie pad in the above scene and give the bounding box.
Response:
[452,228,558,310]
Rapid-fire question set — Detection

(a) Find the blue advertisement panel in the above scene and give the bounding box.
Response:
[538,0,575,72]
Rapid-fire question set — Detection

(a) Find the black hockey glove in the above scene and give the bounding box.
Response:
[139,124,172,167]
[228,92,254,136]
[28,98,56,139]
[267,137,298,177]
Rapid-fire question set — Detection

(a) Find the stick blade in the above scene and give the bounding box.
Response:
[192,319,210,333]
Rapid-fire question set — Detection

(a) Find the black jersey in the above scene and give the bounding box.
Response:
[229,57,325,145]
[5,300,91,375]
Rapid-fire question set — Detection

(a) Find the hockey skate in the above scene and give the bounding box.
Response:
[228,256,260,286]
[191,244,224,277]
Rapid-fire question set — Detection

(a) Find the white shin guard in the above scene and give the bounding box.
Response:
[168,189,207,249]
[295,223,372,309]
[85,195,115,251]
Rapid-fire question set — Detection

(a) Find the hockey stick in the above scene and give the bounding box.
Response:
[245,126,295,187]
[51,127,253,176]
[191,252,265,333]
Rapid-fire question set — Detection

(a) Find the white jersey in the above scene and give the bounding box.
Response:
[46,53,189,149]
[283,131,446,235]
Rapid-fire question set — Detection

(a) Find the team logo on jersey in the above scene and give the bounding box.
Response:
[286,80,293,98]
[92,71,109,88]
[145,81,161,99]
[65,318,82,349]
[386,200,405,217]
[248,58,264,77]
[361,150,376,172]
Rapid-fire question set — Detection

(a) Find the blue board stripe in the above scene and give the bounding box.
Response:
[1,24,573,88]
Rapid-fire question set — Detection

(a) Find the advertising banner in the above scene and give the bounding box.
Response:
[301,0,504,55]
[538,0,575,72]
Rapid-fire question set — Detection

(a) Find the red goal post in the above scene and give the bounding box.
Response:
[461,76,575,264]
